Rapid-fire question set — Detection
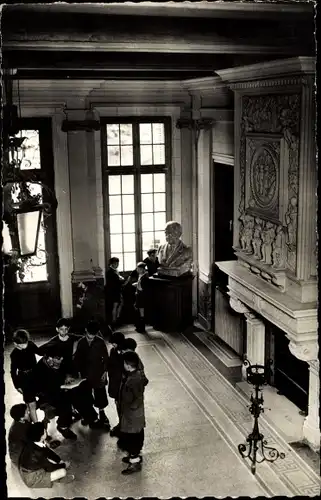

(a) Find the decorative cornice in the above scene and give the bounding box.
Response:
[216,57,315,85]
[182,76,228,92]
[229,297,250,315]
[229,77,309,91]
[288,340,318,363]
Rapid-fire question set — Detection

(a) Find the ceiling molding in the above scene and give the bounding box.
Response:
[216,56,316,83]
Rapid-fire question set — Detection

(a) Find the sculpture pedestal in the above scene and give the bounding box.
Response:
[147,274,194,332]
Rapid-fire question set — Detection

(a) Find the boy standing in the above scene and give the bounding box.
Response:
[119,351,149,475]
[132,262,149,333]
[105,257,125,328]
[10,329,40,423]
[73,320,110,429]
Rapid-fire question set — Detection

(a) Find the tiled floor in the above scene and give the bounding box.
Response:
[4,326,320,498]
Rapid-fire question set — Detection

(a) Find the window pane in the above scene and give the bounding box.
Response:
[153,173,166,192]
[108,176,121,195]
[142,213,154,232]
[140,145,153,165]
[107,124,120,145]
[139,123,152,144]
[152,123,165,144]
[16,130,41,170]
[142,232,154,252]
[109,195,122,214]
[122,195,135,214]
[141,193,153,213]
[107,145,120,166]
[120,124,133,145]
[154,231,164,249]
[109,215,122,234]
[110,234,123,253]
[154,212,166,231]
[141,174,153,193]
[121,175,134,194]
[123,233,136,252]
[153,144,165,164]
[120,146,133,166]
[154,193,166,212]
[124,253,136,272]
[122,214,135,232]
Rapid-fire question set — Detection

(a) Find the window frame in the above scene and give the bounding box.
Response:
[101,116,172,274]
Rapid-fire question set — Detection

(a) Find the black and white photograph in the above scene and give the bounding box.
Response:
[1,1,319,498]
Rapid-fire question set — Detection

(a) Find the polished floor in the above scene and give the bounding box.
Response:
[4,326,320,498]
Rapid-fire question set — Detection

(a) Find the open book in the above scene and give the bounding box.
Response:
[60,377,86,390]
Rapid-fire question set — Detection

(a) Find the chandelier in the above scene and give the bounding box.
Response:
[2,70,57,275]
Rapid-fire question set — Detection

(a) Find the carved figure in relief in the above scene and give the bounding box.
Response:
[157,221,192,277]
[285,197,297,251]
[272,225,286,269]
[260,222,276,266]
[239,213,246,251]
[252,218,263,260]
[243,215,254,254]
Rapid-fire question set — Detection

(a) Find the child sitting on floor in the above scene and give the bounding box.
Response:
[19,422,74,488]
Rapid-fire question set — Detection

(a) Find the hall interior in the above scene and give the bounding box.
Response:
[1,2,319,498]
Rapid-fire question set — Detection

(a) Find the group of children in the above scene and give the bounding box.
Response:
[105,249,159,333]
[8,320,149,488]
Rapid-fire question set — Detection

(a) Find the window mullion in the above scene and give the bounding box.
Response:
[133,122,142,262]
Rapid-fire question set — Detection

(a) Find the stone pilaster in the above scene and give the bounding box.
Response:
[288,341,320,451]
[64,106,104,323]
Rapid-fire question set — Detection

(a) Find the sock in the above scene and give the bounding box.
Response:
[129,456,141,464]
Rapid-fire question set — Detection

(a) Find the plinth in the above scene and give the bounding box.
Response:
[147,273,194,332]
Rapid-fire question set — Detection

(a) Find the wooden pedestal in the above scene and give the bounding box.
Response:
[147,274,194,333]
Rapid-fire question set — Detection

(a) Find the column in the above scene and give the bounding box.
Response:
[288,341,320,451]
[303,360,320,452]
[64,106,105,324]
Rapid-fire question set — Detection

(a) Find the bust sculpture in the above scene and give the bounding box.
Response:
[157,221,193,277]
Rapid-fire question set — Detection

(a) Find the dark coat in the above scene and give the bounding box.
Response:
[119,369,149,433]
[73,336,109,388]
[37,335,77,377]
[8,420,32,466]
[19,441,63,473]
[108,347,123,399]
[143,256,159,276]
[105,267,123,303]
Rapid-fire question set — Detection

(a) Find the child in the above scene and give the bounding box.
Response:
[118,351,149,475]
[105,257,125,328]
[73,320,110,430]
[8,404,60,466]
[10,329,41,423]
[108,332,125,438]
[19,422,74,488]
[121,338,146,374]
[143,248,159,276]
[132,262,149,333]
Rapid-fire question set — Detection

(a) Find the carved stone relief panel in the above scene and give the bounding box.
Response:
[238,93,301,278]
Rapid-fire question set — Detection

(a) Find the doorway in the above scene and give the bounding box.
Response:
[211,161,243,354]
[4,118,61,336]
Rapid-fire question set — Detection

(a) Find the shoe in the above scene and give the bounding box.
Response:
[121,462,142,475]
[57,427,77,441]
[110,425,120,437]
[49,439,61,449]
[58,473,75,484]
[122,455,143,464]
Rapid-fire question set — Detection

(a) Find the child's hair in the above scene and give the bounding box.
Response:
[109,257,119,265]
[56,318,70,328]
[86,320,100,336]
[13,329,30,344]
[45,343,64,360]
[147,249,157,256]
[136,262,146,270]
[111,331,125,347]
[10,403,27,421]
[27,422,46,442]
[123,350,139,370]
[122,338,137,351]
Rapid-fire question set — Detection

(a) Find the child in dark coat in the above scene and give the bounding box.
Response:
[10,329,41,423]
[108,332,125,437]
[73,320,110,429]
[132,262,149,333]
[19,422,74,488]
[119,351,149,475]
[105,257,125,328]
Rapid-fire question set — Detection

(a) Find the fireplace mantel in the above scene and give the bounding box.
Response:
[216,260,317,353]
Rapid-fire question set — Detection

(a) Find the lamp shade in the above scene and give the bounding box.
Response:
[2,221,13,255]
[15,206,43,257]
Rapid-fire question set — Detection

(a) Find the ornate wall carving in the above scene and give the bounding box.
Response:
[237,93,301,280]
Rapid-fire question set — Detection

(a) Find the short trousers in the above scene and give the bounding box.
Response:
[20,468,52,489]
[119,429,145,457]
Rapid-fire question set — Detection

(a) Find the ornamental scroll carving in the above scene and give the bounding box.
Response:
[238,93,300,276]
